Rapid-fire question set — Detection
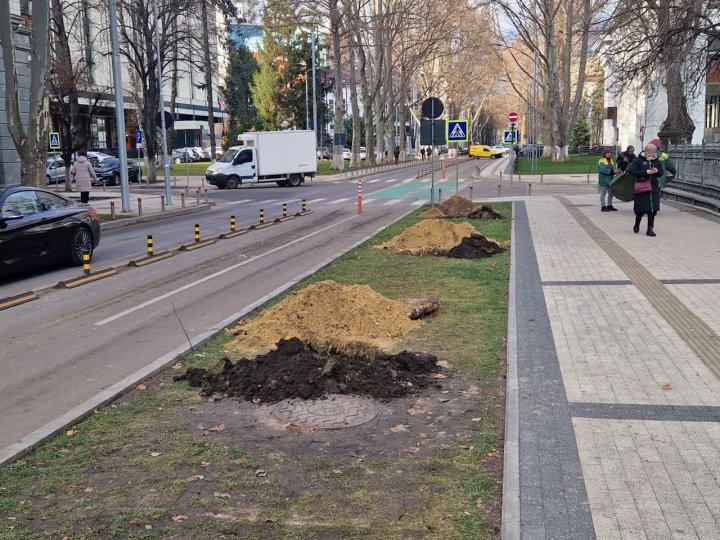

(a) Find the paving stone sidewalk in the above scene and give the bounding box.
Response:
[509,194,720,539]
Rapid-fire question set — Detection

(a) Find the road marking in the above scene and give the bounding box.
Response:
[96,214,360,326]
[361,198,376,205]
[368,179,381,184]
[259,199,278,204]
[383,198,405,206]
[401,178,414,184]
[410,200,426,206]
[421,178,431,183]
[307,198,327,204]
[384,178,398,183]
[273,199,300,205]
[223,199,252,206]
[327,197,352,204]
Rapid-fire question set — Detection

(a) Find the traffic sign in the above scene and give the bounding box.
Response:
[136,130,142,144]
[422,97,444,119]
[447,120,469,143]
[508,112,518,123]
[49,132,60,150]
[155,111,174,129]
[503,130,518,143]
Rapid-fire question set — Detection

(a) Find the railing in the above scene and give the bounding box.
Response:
[664,143,720,210]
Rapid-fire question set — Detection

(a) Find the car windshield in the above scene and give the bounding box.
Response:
[100,159,119,168]
[219,149,239,163]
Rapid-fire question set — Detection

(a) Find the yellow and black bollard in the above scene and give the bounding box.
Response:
[230,215,236,232]
[302,199,307,212]
[147,235,154,257]
[259,209,265,225]
[282,203,288,218]
[194,224,200,243]
[83,251,91,275]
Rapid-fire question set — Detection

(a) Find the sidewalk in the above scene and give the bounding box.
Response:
[507,193,720,539]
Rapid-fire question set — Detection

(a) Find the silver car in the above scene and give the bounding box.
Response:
[45,157,67,184]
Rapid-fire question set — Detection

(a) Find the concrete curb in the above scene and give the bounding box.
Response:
[0,205,420,468]
[501,201,521,539]
[100,204,211,231]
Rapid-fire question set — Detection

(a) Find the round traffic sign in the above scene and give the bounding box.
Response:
[422,97,444,119]
[508,112,518,123]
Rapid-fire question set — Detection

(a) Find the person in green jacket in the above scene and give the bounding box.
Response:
[648,138,677,188]
[598,151,619,212]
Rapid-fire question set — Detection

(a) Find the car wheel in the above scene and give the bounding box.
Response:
[174,157,181,164]
[112,173,120,186]
[46,175,52,185]
[225,177,240,189]
[69,227,94,266]
[287,174,302,187]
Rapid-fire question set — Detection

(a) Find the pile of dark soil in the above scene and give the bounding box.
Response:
[467,205,504,220]
[175,338,440,403]
[445,234,507,259]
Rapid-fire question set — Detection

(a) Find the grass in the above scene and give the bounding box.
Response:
[97,213,136,222]
[514,154,601,175]
[0,204,511,539]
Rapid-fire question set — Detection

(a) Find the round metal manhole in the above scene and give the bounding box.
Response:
[272,394,378,429]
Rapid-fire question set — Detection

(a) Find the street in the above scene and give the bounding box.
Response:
[0,158,490,459]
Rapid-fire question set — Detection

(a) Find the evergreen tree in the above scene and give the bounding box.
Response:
[223,45,261,149]
[570,114,591,154]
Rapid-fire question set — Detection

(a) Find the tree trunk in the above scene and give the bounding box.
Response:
[347,44,361,168]
[660,62,695,144]
[201,0,217,162]
[330,0,344,170]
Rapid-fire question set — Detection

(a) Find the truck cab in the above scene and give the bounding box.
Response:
[206,147,256,189]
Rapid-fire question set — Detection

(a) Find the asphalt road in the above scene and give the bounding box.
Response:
[0,158,494,457]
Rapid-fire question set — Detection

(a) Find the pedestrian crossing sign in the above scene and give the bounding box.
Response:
[49,132,61,150]
[503,130,518,143]
[447,120,469,143]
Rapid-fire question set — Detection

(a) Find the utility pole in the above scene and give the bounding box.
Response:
[107,0,130,212]
[152,0,172,204]
[311,34,318,148]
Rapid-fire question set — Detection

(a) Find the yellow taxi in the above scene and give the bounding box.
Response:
[469,145,504,159]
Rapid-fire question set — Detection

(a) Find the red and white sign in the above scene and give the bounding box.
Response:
[639,126,645,137]
[508,112,519,123]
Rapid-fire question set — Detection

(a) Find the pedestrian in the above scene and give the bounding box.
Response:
[598,150,619,212]
[647,138,677,188]
[71,151,97,204]
[421,148,426,161]
[513,144,520,157]
[616,145,636,172]
[393,146,400,164]
[627,143,664,236]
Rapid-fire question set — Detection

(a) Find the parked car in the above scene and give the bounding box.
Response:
[342,147,352,160]
[469,145,504,159]
[203,146,224,160]
[172,148,194,164]
[0,186,101,276]
[491,145,510,154]
[93,158,140,185]
[519,144,545,157]
[86,151,115,167]
[45,157,68,184]
[191,147,210,161]
[316,146,332,160]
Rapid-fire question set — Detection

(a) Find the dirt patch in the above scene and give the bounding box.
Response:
[445,234,507,259]
[420,207,446,219]
[175,338,440,404]
[225,280,421,358]
[467,205,505,220]
[377,219,478,255]
[438,195,476,217]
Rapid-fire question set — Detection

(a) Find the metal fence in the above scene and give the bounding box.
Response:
[665,143,720,205]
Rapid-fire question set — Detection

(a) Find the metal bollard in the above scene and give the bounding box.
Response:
[586,174,590,184]
[259,209,265,224]
[173,176,177,187]
[540,172,544,184]
[469,184,474,200]
[497,184,502,198]
[147,235,154,257]
[527,183,533,196]
[204,188,208,204]
[500,171,503,181]
[357,178,363,214]
[195,188,200,206]
[282,203,288,218]
[201,176,205,188]
[180,192,186,208]
[302,198,307,212]
[83,251,91,275]
[519,173,522,183]
[110,201,116,220]
[230,215,236,232]
[194,224,200,243]
[137,197,142,217]
[184,185,189,197]
[160,194,165,212]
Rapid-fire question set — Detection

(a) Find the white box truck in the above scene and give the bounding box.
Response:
[205,130,317,189]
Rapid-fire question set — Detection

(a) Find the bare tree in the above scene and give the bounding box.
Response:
[0,0,51,186]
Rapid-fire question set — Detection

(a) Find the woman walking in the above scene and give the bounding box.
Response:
[598,150,619,212]
[627,143,664,237]
[71,151,97,203]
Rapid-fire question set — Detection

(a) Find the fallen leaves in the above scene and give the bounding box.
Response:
[186,474,204,482]
[475,497,484,508]
[136,383,147,391]
[66,426,77,437]
[213,492,231,498]
[208,424,226,432]
[171,515,188,523]
[437,360,451,369]
[150,452,162,457]
[390,424,410,433]
[171,362,183,370]
[471,417,482,423]
[255,469,267,477]
[83,486,93,493]
[432,373,447,380]
[662,383,672,391]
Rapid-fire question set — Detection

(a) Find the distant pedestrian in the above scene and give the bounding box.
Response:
[616,145,636,172]
[647,138,677,188]
[513,144,520,157]
[393,146,400,164]
[627,143,664,236]
[598,151,619,212]
[71,151,97,204]
[421,148,426,161]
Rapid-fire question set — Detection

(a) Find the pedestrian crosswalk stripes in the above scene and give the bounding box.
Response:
[327,197,352,204]
[383,198,405,206]
[384,178,397,183]
[223,199,253,205]
[368,179,381,183]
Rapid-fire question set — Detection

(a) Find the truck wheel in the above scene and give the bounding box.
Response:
[288,174,302,187]
[225,177,239,189]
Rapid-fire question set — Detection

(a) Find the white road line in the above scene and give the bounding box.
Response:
[95,214,360,326]
[421,178,431,183]
[401,178,414,184]
[384,178,398,183]
[259,199,278,204]
[368,179,381,184]
[327,197,352,204]
[383,198,405,206]
[307,198,327,204]
[272,199,300,205]
[361,198,377,205]
[410,200,426,206]
[223,199,253,206]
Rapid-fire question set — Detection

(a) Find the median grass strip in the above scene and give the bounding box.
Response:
[0,203,511,540]
[514,154,600,175]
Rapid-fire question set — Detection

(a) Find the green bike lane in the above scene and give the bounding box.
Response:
[364,161,477,202]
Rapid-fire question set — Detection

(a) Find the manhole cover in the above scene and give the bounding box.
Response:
[272,394,378,429]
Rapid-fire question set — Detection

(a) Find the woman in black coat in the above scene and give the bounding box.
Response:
[627,144,664,237]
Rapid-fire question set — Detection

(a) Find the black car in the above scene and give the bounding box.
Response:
[93,158,140,186]
[0,186,101,276]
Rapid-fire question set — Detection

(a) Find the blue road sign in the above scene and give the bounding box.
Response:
[136,130,142,144]
[49,132,60,150]
[503,130,518,143]
[447,120,469,143]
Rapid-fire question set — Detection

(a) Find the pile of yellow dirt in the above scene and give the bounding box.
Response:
[437,195,476,217]
[226,280,421,357]
[420,207,446,219]
[377,219,478,255]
